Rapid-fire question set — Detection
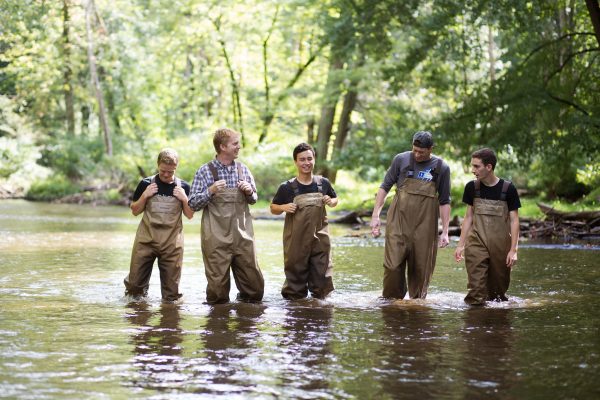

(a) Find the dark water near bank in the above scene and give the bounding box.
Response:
[1,200,599,399]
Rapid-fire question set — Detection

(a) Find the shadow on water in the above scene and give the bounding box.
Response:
[459,308,516,400]
[278,301,334,397]
[194,302,266,396]
[125,301,185,392]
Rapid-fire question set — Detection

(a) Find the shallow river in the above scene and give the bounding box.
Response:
[1,199,599,399]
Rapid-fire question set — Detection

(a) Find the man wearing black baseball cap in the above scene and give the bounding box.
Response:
[370,130,451,300]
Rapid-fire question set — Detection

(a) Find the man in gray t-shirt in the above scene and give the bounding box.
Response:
[371,131,451,300]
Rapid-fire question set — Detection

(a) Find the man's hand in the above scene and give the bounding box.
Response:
[454,245,464,262]
[438,233,449,248]
[173,186,188,203]
[282,203,298,214]
[209,179,227,194]
[370,217,381,238]
[506,249,517,268]
[143,182,158,199]
[237,180,254,196]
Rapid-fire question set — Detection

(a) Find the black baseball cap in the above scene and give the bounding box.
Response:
[412,131,434,148]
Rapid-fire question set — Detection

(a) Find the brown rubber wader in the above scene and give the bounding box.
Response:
[464,180,511,305]
[383,158,441,299]
[281,177,334,300]
[200,163,264,304]
[124,177,184,301]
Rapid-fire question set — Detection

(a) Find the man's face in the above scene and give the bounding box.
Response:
[470,157,492,180]
[412,145,432,162]
[220,134,241,159]
[294,149,315,175]
[158,162,177,183]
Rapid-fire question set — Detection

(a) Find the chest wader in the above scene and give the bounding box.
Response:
[124,177,183,301]
[281,177,334,300]
[464,180,512,305]
[383,157,442,299]
[200,162,264,304]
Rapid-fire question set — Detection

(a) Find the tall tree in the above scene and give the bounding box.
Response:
[85,0,112,156]
[61,0,75,136]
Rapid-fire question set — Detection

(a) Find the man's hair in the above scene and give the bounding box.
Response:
[471,148,497,170]
[293,142,315,160]
[213,128,239,154]
[157,148,179,165]
[412,130,434,148]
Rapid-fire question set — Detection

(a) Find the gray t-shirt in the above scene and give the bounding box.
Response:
[380,151,451,205]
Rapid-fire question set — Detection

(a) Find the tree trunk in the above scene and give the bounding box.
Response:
[487,25,495,82]
[315,58,344,177]
[212,18,245,145]
[62,0,75,136]
[306,117,315,145]
[85,0,112,156]
[329,89,357,183]
[586,0,600,47]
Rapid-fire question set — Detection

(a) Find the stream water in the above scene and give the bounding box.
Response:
[1,199,598,399]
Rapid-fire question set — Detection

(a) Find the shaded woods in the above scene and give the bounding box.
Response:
[0,0,599,210]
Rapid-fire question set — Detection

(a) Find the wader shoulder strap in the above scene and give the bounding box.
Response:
[151,175,157,184]
[236,162,245,181]
[314,175,323,193]
[432,157,443,182]
[175,177,182,187]
[407,153,415,177]
[289,178,300,196]
[474,179,481,198]
[500,180,511,202]
[207,161,219,181]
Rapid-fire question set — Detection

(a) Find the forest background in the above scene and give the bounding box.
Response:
[1,0,599,216]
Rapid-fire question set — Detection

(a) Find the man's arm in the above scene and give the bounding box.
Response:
[239,166,258,204]
[270,203,297,215]
[506,209,519,268]
[454,205,473,262]
[130,183,157,216]
[173,186,195,219]
[370,188,389,238]
[188,167,212,211]
[439,203,450,248]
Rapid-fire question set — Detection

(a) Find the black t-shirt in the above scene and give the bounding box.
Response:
[272,177,337,205]
[462,179,521,211]
[132,175,191,202]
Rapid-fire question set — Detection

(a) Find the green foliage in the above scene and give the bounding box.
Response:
[38,136,106,180]
[1,0,598,204]
[576,162,600,188]
[26,174,79,201]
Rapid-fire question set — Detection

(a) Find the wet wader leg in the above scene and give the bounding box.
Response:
[382,196,409,299]
[231,240,264,302]
[307,246,334,299]
[407,227,438,299]
[282,253,310,300]
[124,242,156,297]
[202,246,233,304]
[486,242,511,301]
[464,239,490,305]
[157,245,183,301]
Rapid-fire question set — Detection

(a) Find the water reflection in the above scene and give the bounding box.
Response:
[377,305,446,399]
[460,308,516,399]
[125,302,184,391]
[194,302,266,396]
[279,302,334,396]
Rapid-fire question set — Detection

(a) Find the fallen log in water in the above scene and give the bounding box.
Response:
[520,204,600,240]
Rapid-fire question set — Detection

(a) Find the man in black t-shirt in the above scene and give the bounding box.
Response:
[124,148,194,301]
[271,143,338,299]
[455,148,521,305]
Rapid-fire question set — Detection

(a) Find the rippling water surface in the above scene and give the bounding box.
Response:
[1,199,599,399]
